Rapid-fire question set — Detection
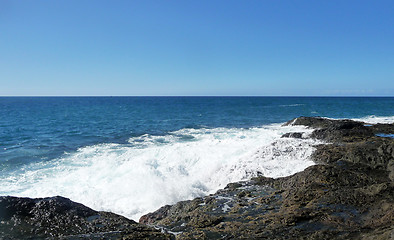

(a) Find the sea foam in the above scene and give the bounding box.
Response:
[1,124,319,220]
[351,115,394,124]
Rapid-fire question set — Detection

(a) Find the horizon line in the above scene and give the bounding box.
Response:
[0,95,393,98]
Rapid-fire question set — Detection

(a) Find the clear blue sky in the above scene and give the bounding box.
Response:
[1,0,393,96]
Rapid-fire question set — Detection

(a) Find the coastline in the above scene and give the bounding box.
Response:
[1,117,393,239]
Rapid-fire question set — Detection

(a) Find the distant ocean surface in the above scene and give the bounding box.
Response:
[1,97,393,220]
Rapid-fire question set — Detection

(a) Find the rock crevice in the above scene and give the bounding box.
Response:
[140,117,394,239]
[1,117,393,239]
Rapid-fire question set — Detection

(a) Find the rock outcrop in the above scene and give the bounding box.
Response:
[2,117,393,239]
[140,117,394,239]
[0,196,173,239]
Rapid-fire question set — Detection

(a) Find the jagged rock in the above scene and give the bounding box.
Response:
[371,123,394,134]
[140,117,394,239]
[139,205,172,225]
[0,196,173,239]
[3,117,393,239]
[283,116,336,128]
[284,116,375,141]
[313,139,394,170]
[281,132,304,138]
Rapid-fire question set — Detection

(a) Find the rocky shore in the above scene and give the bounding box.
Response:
[0,196,173,239]
[1,117,393,239]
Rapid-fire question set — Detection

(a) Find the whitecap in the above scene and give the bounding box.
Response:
[0,123,320,221]
[351,115,394,124]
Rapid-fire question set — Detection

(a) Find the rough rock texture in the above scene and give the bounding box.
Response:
[0,196,173,239]
[281,132,304,139]
[140,117,394,239]
[2,117,393,239]
[284,116,375,142]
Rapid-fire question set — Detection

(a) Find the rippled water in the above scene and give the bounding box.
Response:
[1,97,393,219]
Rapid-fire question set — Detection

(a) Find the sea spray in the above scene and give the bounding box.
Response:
[2,115,393,220]
[351,115,394,124]
[0,123,320,220]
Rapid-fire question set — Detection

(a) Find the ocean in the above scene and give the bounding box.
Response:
[1,97,393,220]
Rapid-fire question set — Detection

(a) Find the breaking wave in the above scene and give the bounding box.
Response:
[1,123,318,220]
[2,115,391,220]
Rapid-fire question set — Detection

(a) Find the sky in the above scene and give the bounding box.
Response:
[0,0,393,96]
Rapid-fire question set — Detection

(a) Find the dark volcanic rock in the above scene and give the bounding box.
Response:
[313,138,394,171]
[140,117,394,239]
[283,116,336,128]
[3,117,393,239]
[284,116,374,142]
[370,123,394,134]
[0,196,173,239]
[281,132,304,138]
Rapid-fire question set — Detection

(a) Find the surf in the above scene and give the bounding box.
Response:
[1,123,319,220]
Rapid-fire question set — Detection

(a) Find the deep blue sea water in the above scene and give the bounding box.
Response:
[1,97,393,219]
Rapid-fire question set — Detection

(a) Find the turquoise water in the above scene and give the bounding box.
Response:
[1,97,393,219]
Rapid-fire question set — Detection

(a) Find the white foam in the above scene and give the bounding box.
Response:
[351,115,394,124]
[279,104,305,107]
[0,124,319,221]
[314,115,394,124]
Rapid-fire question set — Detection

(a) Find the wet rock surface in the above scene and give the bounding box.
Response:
[2,117,393,239]
[0,196,173,239]
[140,117,394,239]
